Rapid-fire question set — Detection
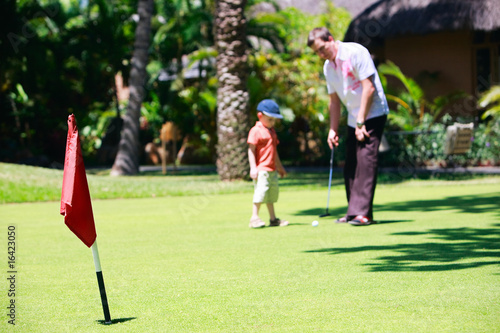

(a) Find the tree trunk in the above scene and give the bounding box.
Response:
[111,0,153,176]
[214,0,250,181]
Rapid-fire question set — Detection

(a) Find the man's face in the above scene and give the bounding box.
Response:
[311,36,336,61]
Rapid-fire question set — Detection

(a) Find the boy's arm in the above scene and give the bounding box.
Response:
[248,144,258,180]
[275,151,287,178]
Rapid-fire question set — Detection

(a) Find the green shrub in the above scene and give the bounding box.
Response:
[380,115,500,167]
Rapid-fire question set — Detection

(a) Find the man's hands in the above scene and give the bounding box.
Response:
[355,125,370,142]
[329,124,370,148]
[327,128,339,149]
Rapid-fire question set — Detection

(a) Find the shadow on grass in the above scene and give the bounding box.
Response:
[306,224,500,272]
[295,192,500,219]
[296,210,414,225]
[376,170,482,184]
[295,207,344,217]
[287,222,309,226]
[97,317,137,325]
[373,192,500,216]
[376,220,414,224]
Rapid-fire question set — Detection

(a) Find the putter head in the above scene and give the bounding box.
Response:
[319,212,331,218]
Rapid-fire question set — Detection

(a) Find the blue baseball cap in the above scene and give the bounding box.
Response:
[257,99,283,119]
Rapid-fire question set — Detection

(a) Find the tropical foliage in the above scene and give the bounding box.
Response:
[376,61,500,167]
[246,4,351,165]
[1,0,137,165]
[478,85,500,120]
[380,114,500,168]
[378,60,468,131]
[9,1,495,170]
[1,0,352,169]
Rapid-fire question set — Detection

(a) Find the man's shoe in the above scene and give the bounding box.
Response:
[348,215,374,226]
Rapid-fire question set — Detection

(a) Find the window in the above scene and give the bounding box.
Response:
[473,30,500,93]
[476,48,491,93]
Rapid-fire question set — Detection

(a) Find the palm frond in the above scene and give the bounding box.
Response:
[186,47,217,66]
[385,94,411,113]
[378,60,424,102]
[481,105,500,119]
[478,85,500,120]
[479,85,500,108]
[430,91,469,121]
[247,13,287,53]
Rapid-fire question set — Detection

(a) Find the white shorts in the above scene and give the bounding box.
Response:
[253,170,279,204]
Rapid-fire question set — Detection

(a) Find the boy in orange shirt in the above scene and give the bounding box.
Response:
[247,99,289,228]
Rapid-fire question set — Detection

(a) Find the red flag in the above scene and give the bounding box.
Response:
[60,114,97,247]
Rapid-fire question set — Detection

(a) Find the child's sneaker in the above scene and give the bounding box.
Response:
[249,217,265,228]
[269,218,289,227]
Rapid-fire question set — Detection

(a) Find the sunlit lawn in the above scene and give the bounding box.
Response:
[1,163,499,332]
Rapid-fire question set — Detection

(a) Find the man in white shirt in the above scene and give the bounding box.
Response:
[307,27,389,226]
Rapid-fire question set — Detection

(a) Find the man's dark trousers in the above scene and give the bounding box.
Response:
[344,115,386,219]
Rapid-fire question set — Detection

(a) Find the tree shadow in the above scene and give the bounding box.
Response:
[296,192,500,218]
[295,207,346,217]
[295,210,413,224]
[305,224,500,272]
[376,220,414,224]
[376,169,481,184]
[374,192,500,216]
[287,222,309,226]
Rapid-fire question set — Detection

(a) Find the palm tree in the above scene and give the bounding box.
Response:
[214,0,250,180]
[111,0,154,176]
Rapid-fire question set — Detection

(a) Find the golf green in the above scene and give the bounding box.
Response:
[1,181,499,332]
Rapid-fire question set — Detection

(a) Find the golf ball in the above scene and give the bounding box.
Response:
[312,220,319,227]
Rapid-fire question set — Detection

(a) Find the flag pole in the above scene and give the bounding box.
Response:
[91,241,112,324]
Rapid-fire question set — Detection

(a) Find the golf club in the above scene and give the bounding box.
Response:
[319,147,334,217]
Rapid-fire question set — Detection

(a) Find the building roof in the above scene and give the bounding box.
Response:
[344,0,500,46]
[332,0,381,18]
[275,0,379,17]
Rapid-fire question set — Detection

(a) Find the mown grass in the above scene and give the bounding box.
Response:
[1,162,499,332]
[0,163,252,203]
[1,162,497,204]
